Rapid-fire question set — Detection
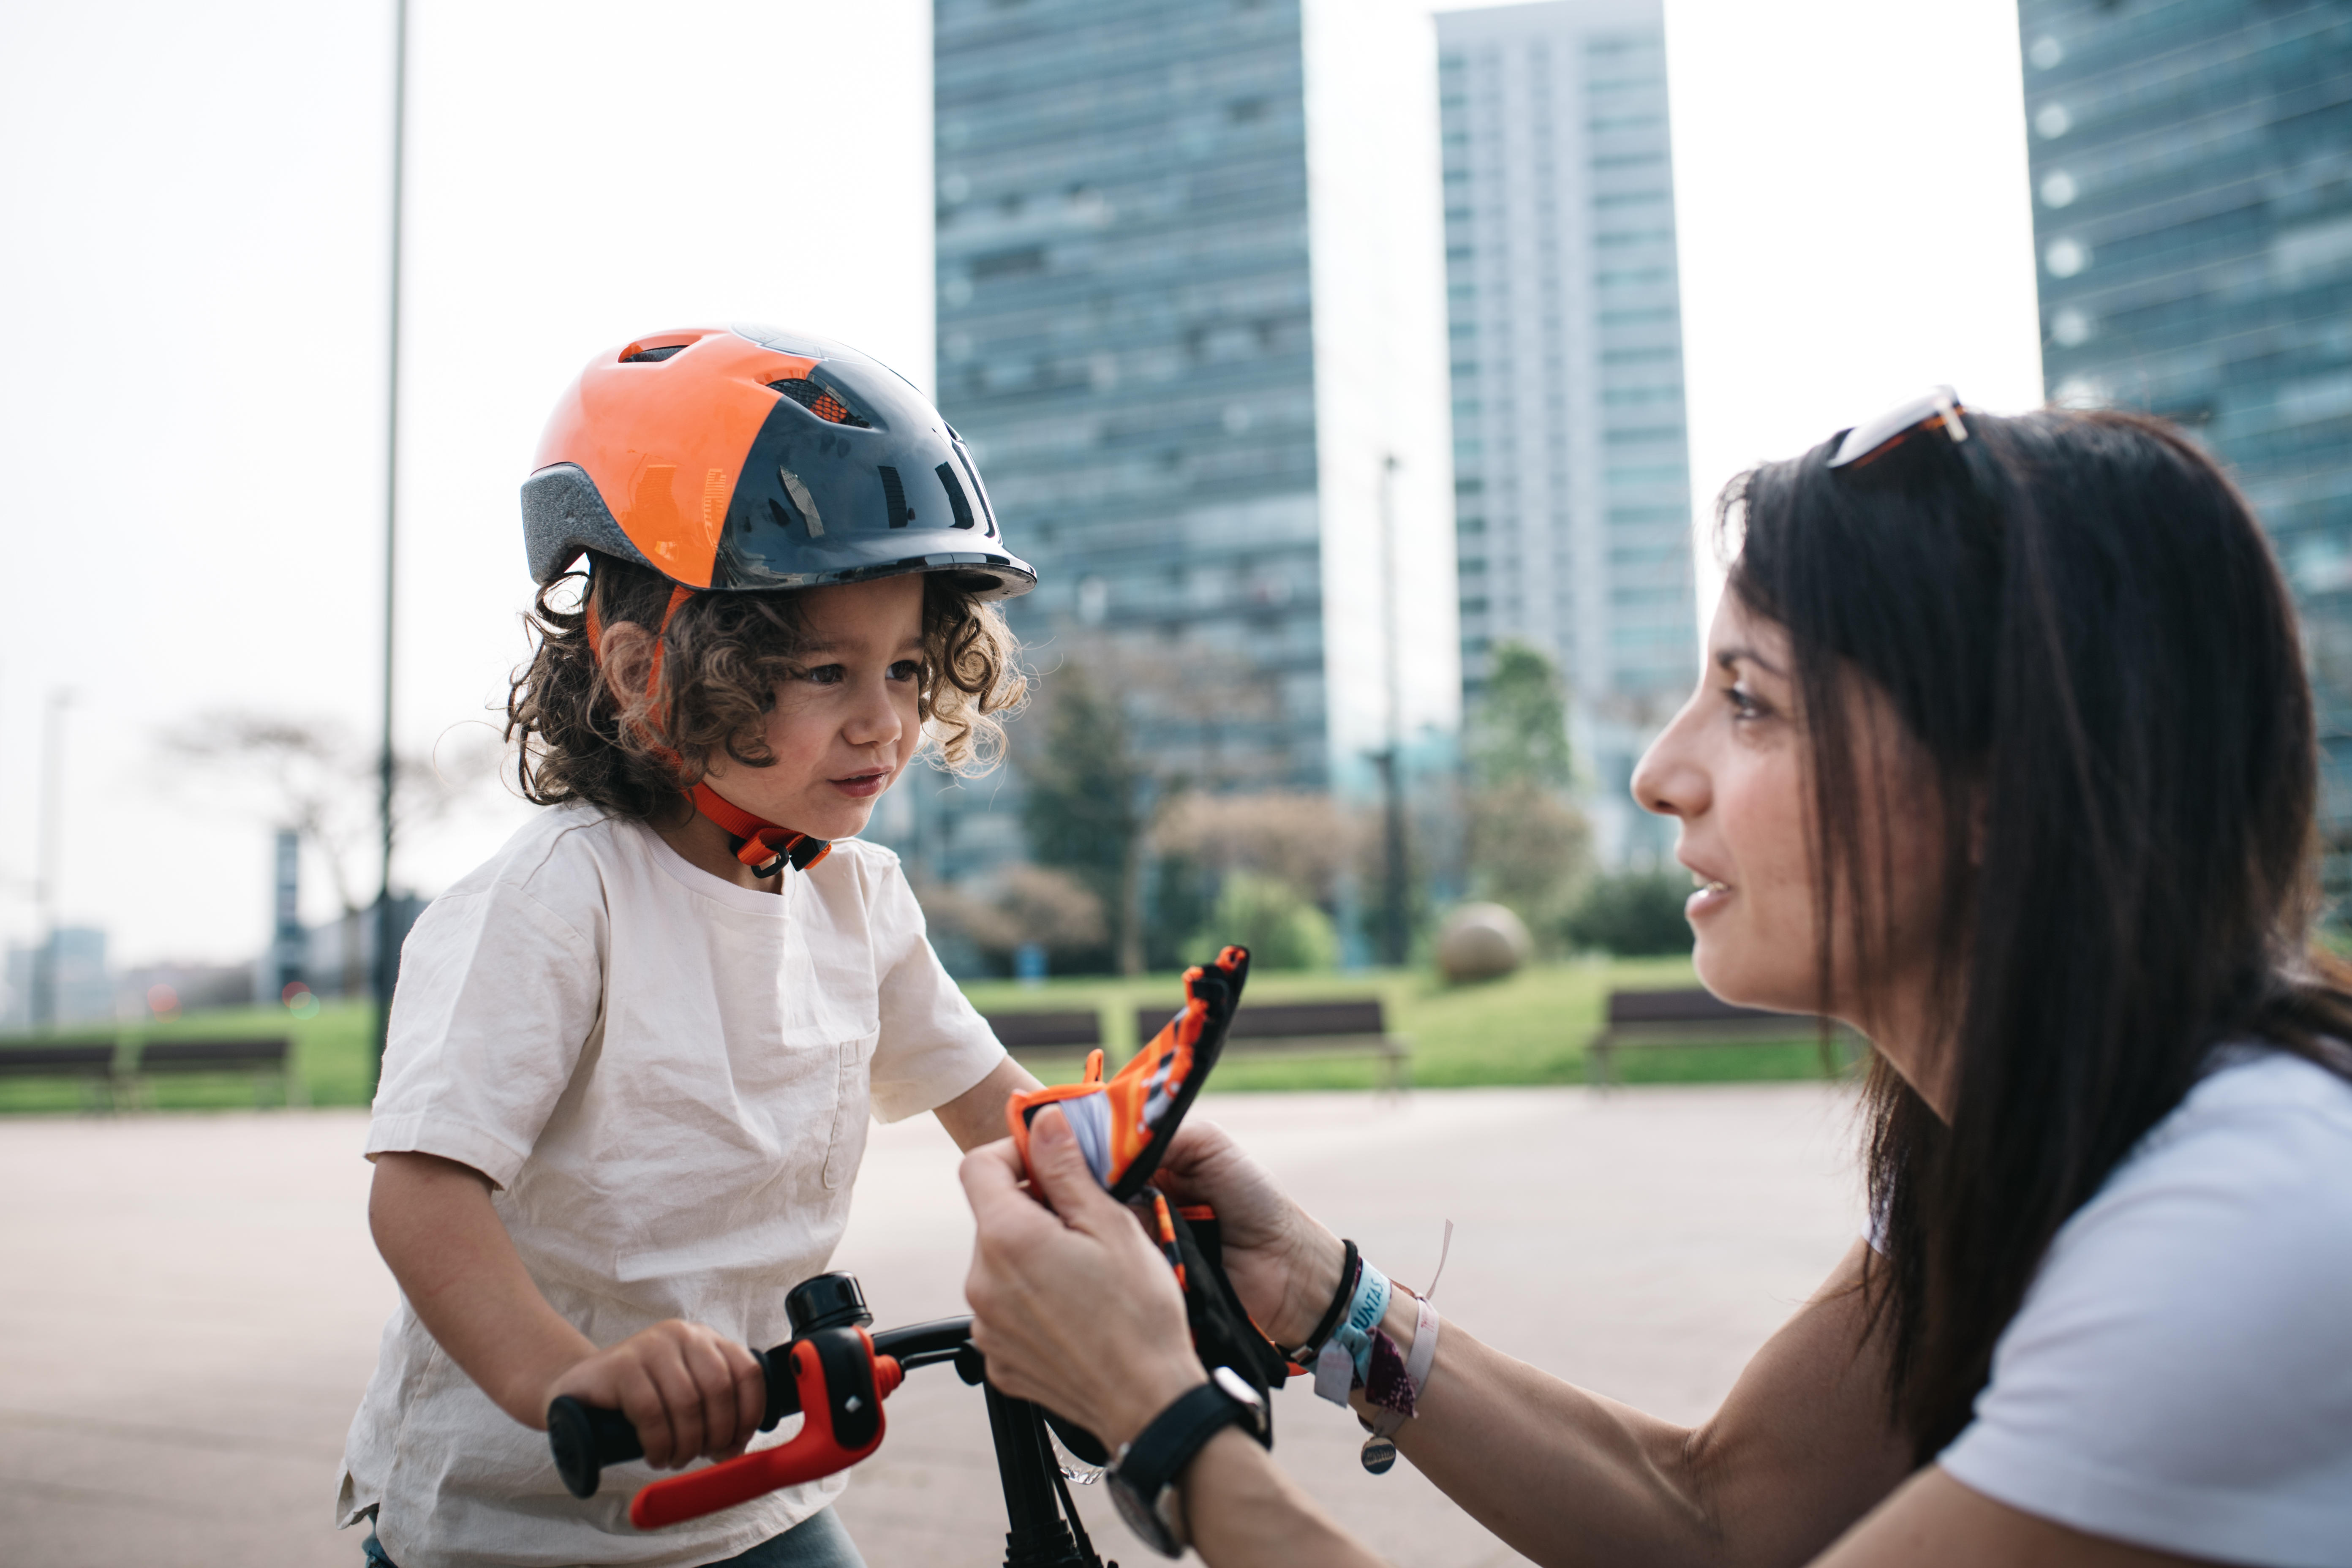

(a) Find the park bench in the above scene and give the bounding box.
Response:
[125,1037,302,1108]
[1134,998,1411,1091]
[985,1009,1105,1065]
[1586,988,1856,1088]
[0,1042,123,1110]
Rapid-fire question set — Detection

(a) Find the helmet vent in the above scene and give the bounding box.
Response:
[878,466,912,528]
[620,344,688,363]
[951,441,998,537]
[777,467,825,537]
[771,378,872,428]
[934,462,977,530]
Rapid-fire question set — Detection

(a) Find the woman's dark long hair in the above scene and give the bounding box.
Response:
[1726,408,2352,1460]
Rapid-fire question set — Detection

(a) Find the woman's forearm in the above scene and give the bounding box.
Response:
[1328,1244,1908,1568]
[1348,1298,1712,1568]
[1187,1429,1392,1568]
[1181,1380,1695,1568]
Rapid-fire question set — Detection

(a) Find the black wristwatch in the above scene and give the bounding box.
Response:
[1108,1367,1267,1558]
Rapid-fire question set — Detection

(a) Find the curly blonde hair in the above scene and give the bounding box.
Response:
[506,553,1026,820]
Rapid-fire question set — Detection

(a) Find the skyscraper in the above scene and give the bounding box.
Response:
[921,0,1458,889]
[2019,1,2352,847]
[1436,0,1695,868]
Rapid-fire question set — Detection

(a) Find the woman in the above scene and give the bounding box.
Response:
[960,398,2352,1568]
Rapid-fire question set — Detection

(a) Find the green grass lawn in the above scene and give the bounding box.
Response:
[0,957,1856,1113]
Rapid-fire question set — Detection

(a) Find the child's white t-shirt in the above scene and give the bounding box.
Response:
[335,801,1005,1568]
[1936,1048,2352,1566]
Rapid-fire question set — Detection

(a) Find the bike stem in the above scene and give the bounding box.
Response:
[985,1383,1099,1568]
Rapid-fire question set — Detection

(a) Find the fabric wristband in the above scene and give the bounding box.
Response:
[1312,1258,1391,1405]
[1368,1292,1442,1443]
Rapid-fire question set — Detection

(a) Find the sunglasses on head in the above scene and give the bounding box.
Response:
[1827,385,1972,471]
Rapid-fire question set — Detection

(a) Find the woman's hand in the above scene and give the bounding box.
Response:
[961,1107,1209,1447]
[1148,1119,1348,1350]
[544,1320,767,1471]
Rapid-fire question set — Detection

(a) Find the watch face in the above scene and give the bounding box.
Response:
[1111,1471,1182,1558]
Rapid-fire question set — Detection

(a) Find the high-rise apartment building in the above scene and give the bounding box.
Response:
[1436,0,1694,868]
[917,0,1457,887]
[2019,1,2352,842]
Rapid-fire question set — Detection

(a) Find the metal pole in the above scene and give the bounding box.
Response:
[30,690,71,1032]
[1376,453,1408,967]
[981,1386,1086,1568]
[372,0,410,1084]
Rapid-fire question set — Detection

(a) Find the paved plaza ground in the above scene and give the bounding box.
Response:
[0,1084,1863,1567]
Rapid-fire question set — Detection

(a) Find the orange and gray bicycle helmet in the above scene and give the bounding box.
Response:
[520,323,1034,598]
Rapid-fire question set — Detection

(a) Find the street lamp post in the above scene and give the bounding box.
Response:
[1374,452,1409,969]
[371,0,411,1083]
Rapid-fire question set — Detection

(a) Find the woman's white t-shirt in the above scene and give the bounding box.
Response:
[335,803,1006,1568]
[1936,1048,2352,1568]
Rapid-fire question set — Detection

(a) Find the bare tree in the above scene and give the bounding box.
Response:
[1010,629,1293,974]
[1150,790,1366,907]
[160,711,501,996]
[917,863,1109,973]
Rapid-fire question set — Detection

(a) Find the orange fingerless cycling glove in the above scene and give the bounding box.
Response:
[1005,945,1250,1201]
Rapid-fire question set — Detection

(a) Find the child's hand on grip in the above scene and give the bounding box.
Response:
[545,1320,767,1470]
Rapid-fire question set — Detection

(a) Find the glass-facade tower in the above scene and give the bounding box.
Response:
[923,0,1457,886]
[1436,0,1694,868]
[2020,0,2352,857]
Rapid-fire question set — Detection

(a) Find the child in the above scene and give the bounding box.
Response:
[337,324,1040,1568]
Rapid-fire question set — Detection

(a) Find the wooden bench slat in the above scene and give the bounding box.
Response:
[0,1037,302,1109]
[1132,1000,1389,1043]
[985,1010,1103,1050]
[137,1039,291,1070]
[1192,1032,1407,1056]
[1590,989,1849,1088]
[1605,988,1796,1026]
[1131,999,1409,1089]
[1599,1021,1827,1046]
[0,1044,118,1075]
[1233,1001,1386,1039]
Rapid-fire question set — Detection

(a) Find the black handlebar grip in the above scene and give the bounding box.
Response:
[549,1395,642,1499]
[549,1345,795,1499]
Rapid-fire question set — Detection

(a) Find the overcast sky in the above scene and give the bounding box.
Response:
[0,0,2039,970]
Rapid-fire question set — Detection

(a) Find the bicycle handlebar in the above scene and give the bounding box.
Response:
[547,1315,980,1527]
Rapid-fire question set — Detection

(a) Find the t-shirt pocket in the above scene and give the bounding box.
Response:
[820,1029,879,1192]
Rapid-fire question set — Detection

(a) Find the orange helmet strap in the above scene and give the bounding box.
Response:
[687,781,831,877]
[582,578,693,767]
[583,581,691,706]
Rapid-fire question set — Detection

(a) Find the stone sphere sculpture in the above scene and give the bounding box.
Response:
[1436,901,1532,983]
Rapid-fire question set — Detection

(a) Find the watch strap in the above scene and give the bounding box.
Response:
[1115,1381,1251,1506]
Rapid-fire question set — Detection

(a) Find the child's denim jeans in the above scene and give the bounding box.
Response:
[360,1505,867,1568]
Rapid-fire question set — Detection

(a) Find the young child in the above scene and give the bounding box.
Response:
[337,324,1040,1568]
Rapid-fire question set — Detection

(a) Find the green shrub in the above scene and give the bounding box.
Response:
[1195,872,1339,971]
[1563,870,1694,956]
